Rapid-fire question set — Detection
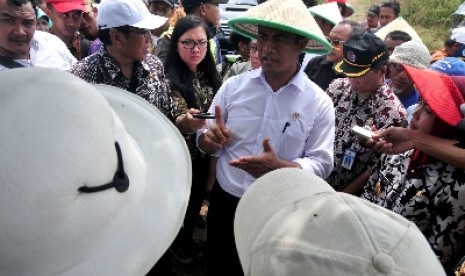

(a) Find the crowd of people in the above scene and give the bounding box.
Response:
[1,0,465,275]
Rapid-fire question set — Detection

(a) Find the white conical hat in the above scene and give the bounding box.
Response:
[228,0,331,54]
[0,68,191,276]
[309,2,343,26]
[375,16,423,43]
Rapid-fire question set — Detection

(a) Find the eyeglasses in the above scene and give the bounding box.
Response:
[178,40,209,49]
[389,62,404,72]
[326,36,346,46]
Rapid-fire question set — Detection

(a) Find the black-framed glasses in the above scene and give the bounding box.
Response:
[178,40,209,49]
[389,62,404,72]
[326,36,346,46]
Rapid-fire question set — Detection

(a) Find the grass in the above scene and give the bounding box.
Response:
[345,0,464,50]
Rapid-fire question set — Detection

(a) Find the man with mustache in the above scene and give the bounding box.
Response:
[304,19,363,91]
[79,0,101,55]
[46,0,90,60]
[0,0,76,71]
[197,0,335,274]
[326,32,406,194]
[70,0,174,119]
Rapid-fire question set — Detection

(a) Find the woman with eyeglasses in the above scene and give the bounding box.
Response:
[164,15,222,265]
[361,65,465,271]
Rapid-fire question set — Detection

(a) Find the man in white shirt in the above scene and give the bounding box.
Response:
[0,0,76,71]
[197,0,334,274]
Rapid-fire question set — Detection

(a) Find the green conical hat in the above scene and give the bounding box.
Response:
[228,0,332,54]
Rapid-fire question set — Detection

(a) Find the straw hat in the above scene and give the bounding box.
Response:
[0,68,191,276]
[403,65,465,127]
[309,2,343,27]
[235,168,446,276]
[375,16,423,43]
[228,0,331,54]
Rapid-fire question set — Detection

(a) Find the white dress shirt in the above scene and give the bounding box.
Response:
[0,31,76,71]
[199,68,335,197]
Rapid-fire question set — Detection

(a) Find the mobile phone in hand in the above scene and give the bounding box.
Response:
[192,113,216,119]
[352,125,373,139]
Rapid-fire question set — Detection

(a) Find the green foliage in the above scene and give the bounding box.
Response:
[401,0,462,28]
[401,0,463,49]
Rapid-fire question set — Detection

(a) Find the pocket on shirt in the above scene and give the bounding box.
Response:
[280,124,307,161]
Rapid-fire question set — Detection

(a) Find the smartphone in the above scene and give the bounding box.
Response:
[192,113,216,119]
[352,125,373,139]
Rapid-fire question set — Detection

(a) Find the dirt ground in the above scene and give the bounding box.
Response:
[172,202,208,276]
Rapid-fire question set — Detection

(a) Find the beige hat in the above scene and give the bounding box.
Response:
[228,0,331,54]
[389,40,431,69]
[375,16,423,43]
[234,168,446,276]
[309,2,343,26]
[0,68,191,276]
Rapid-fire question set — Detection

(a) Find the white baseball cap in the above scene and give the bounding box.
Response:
[98,0,167,30]
[0,68,191,276]
[235,168,446,276]
[451,27,465,44]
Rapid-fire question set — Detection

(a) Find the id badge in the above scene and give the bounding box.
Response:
[341,149,356,170]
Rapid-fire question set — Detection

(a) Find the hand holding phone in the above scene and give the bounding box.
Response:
[352,125,373,139]
[192,112,216,119]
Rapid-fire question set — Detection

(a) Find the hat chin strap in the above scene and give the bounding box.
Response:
[78,142,130,193]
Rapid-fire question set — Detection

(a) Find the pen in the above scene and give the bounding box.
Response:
[282,122,290,133]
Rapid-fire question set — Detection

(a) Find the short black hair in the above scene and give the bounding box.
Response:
[339,19,364,37]
[381,0,400,17]
[385,30,412,42]
[98,26,132,46]
[7,0,37,16]
[229,31,251,50]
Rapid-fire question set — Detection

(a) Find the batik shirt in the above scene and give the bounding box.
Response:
[170,72,217,159]
[361,150,465,268]
[326,78,407,191]
[49,28,89,60]
[71,47,173,119]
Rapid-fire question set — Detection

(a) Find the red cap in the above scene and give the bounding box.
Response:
[403,65,465,127]
[46,0,86,13]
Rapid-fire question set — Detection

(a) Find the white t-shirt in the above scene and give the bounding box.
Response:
[0,31,76,71]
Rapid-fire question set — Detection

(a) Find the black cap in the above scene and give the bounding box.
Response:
[333,32,388,77]
[367,4,380,16]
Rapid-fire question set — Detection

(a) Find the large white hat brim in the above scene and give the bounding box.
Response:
[0,68,191,276]
[234,168,334,273]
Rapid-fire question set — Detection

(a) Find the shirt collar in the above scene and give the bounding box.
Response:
[252,65,307,94]
[98,46,148,77]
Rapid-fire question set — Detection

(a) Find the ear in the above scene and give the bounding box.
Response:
[238,41,248,53]
[199,4,207,17]
[297,38,308,52]
[109,29,124,48]
[93,6,98,15]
